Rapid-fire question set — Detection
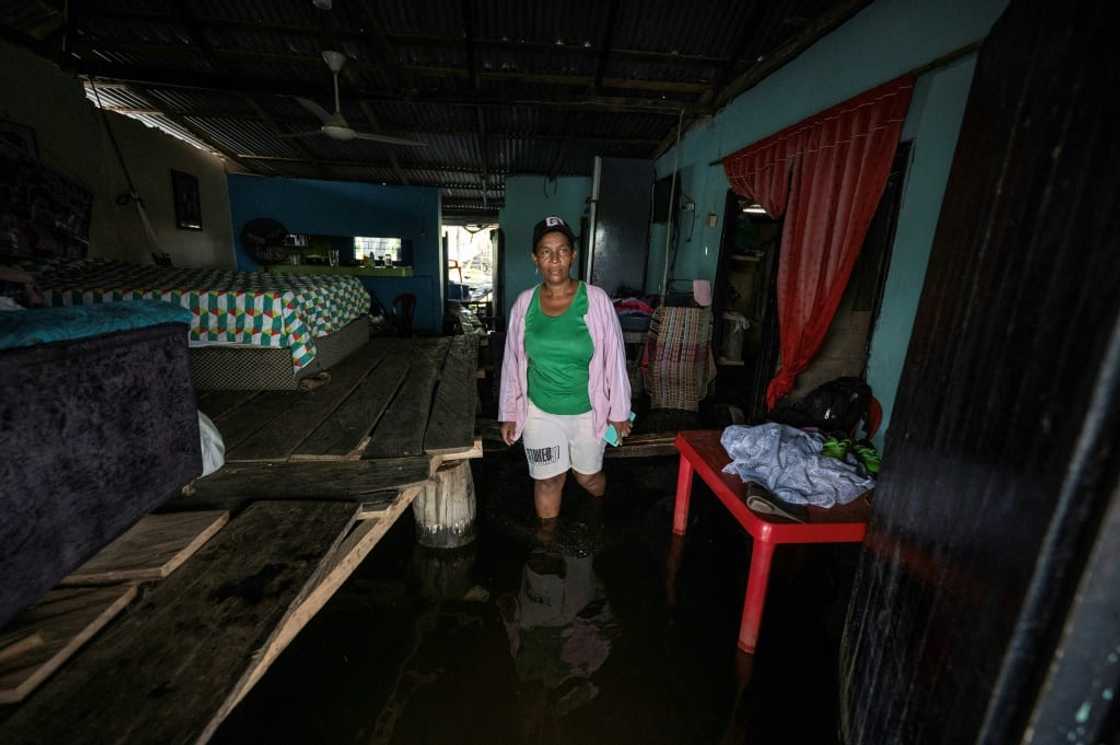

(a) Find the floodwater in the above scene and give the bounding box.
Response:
[213,450,857,745]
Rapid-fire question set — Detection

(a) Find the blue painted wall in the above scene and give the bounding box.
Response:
[497,175,592,320]
[654,0,1008,445]
[227,174,444,333]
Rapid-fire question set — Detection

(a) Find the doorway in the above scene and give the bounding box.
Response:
[791,141,911,397]
[442,223,498,333]
[711,141,911,419]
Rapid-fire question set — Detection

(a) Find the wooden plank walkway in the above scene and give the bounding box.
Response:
[424,336,481,453]
[364,338,451,459]
[60,512,229,585]
[0,586,137,704]
[195,337,480,465]
[0,501,357,744]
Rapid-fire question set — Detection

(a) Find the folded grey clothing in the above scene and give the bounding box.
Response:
[720,423,875,508]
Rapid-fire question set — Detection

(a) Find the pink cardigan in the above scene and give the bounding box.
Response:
[499,283,632,441]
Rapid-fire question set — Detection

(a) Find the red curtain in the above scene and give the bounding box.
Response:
[724,75,914,409]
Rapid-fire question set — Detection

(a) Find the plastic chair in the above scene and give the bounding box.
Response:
[392,293,416,337]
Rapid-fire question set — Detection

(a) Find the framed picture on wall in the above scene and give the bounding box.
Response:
[0,119,39,161]
[171,169,203,231]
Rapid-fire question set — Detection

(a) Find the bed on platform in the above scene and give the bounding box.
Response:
[0,301,202,629]
[26,258,371,390]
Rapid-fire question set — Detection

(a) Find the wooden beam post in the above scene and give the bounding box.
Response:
[593,0,621,95]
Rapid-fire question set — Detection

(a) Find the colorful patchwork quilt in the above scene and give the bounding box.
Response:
[30,259,369,371]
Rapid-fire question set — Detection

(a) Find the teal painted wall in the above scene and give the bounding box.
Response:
[866,55,977,448]
[498,175,592,320]
[654,0,1008,444]
[228,174,444,333]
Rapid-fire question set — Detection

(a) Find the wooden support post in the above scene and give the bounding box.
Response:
[412,461,476,549]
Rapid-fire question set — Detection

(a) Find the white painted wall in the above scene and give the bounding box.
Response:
[0,41,235,267]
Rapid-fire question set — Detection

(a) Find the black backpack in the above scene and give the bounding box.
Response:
[769,377,872,436]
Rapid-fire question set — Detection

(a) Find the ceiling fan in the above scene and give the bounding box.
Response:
[281,50,424,146]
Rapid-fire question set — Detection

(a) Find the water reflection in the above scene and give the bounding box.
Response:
[498,518,619,738]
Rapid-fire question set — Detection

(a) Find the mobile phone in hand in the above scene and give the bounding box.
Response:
[603,412,637,447]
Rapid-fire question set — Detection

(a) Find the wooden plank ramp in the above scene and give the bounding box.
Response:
[60,512,229,586]
[0,501,360,745]
[423,335,479,454]
[0,585,137,704]
[364,338,451,460]
[222,484,422,720]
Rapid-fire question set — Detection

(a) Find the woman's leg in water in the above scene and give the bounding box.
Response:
[571,469,606,497]
[534,471,566,518]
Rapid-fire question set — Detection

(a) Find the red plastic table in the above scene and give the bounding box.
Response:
[672,430,871,653]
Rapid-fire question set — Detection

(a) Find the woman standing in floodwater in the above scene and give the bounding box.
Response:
[498,215,632,521]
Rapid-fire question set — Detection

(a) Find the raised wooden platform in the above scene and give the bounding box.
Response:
[198,336,480,464]
[0,337,481,742]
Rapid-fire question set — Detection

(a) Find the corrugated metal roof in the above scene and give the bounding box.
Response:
[376,0,464,37]
[297,134,398,163]
[185,116,301,157]
[84,83,152,110]
[613,0,752,59]
[145,87,254,116]
[40,0,870,208]
[474,0,607,49]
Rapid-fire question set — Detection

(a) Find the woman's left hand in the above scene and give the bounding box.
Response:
[610,419,633,440]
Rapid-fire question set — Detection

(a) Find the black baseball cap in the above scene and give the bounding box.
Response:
[532,215,576,249]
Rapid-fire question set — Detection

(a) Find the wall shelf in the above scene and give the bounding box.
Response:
[266,265,414,278]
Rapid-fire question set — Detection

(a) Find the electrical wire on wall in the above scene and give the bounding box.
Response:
[659,109,685,305]
[89,80,161,260]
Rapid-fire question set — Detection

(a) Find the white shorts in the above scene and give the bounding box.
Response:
[522,402,605,480]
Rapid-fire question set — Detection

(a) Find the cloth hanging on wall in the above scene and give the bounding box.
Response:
[641,306,716,412]
[723,75,915,409]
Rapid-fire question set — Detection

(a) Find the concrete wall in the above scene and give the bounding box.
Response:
[0,41,235,267]
[654,0,1008,445]
[227,174,444,333]
[497,175,592,319]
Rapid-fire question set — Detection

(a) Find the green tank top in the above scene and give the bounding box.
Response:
[525,282,593,415]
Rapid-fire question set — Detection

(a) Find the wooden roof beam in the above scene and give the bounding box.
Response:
[77,8,729,66]
[713,0,871,109]
[654,0,872,158]
[234,154,577,178]
[75,61,695,115]
[461,0,489,209]
[73,39,713,94]
[93,106,663,145]
[389,32,730,66]
[593,0,621,94]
